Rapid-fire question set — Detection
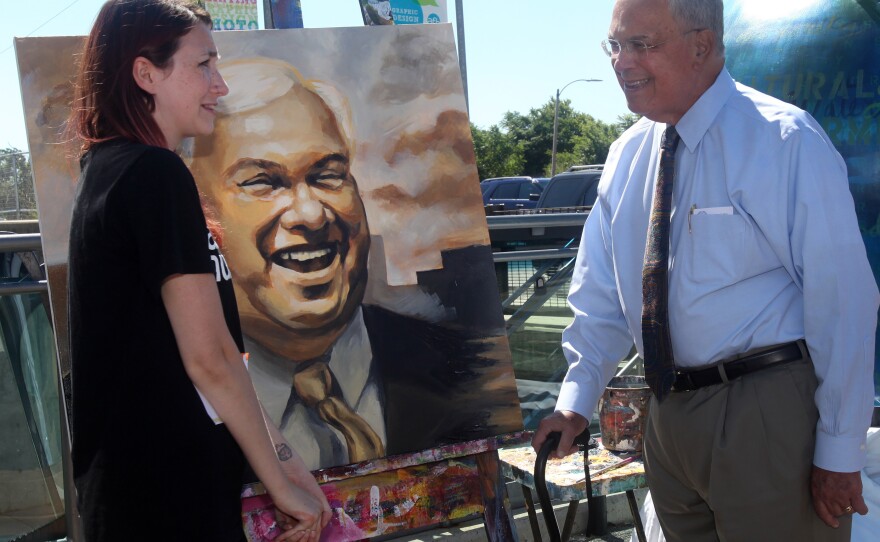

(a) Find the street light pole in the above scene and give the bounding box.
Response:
[455,0,468,112]
[551,78,602,177]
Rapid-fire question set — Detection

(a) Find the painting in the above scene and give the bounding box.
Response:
[16,23,523,474]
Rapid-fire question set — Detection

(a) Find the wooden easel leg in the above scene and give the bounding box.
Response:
[476,450,519,541]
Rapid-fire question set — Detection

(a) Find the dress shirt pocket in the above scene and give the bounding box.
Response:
[686,211,748,286]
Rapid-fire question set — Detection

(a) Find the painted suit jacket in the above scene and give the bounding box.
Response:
[362,304,522,455]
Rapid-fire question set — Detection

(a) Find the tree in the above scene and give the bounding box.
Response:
[470,100,633,180]
[499,98,620,176]
[501,99,559,177]
[0,148,37,220]
[471,124,525,180]
[615,113,642,133]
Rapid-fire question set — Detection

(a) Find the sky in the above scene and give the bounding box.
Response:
[1,0,630,152]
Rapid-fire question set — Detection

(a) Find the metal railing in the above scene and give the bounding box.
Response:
[0,217,591,542]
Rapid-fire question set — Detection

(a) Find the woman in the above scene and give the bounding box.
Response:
[66,1,330,540]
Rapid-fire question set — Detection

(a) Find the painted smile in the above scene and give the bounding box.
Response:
[271,242,338,273]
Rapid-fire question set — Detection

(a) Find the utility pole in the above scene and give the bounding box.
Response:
[551,78,601,177]
[263,0,275,28]
[455,0,468,112]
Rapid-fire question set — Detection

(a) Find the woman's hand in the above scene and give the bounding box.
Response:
[270,483,325,542]
[275,443,332,528]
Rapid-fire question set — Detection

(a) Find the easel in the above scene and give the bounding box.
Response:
[241,432,530,541]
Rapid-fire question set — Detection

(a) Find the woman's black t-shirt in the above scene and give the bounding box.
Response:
[68,139,247,541]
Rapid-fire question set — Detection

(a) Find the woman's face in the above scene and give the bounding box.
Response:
[149,23,229,149]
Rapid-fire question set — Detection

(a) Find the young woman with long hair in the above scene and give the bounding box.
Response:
[66,1,330,540]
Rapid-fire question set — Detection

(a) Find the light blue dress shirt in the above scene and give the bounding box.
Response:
[556,68,879,472]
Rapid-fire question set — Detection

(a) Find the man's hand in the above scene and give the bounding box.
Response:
[810,465,868,528]
[532,410,588,459]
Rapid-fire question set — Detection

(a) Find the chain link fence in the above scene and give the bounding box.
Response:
[0,150,37,221]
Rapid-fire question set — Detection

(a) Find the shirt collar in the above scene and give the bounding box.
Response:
[674,67,736,153]
[245,306,374,415]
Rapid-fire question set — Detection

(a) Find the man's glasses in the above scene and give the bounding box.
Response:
[601,28,705,59]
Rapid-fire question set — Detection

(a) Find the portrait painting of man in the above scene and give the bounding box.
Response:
[17,24,522,471]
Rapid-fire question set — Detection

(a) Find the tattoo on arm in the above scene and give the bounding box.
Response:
[275,443,293,461]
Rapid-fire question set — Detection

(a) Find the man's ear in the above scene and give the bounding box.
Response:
[132,56,159,94]
[694,29,714,60]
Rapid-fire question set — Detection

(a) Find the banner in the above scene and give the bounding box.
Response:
[360,0,394,25]
[268,0,304,29]
[391,0,447,25]
[204,0,259,31]
[360,0,447,26]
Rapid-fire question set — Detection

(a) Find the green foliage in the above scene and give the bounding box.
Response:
[477,98,624,177]
[0,148,37,220]
[471,124,525,181]
[615,113,642,133]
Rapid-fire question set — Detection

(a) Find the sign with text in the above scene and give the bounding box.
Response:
[360,0,447,25]
[205,0,259,31]
[391,0,447,25]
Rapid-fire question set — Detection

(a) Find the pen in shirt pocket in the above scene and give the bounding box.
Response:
[687,204,735,233]
[688,203,696,233]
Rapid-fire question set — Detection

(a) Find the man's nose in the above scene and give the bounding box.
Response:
[278,184,328,230]
[612,48,636,71]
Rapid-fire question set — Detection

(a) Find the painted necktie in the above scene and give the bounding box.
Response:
[642,126,681,402]
[293,361,385,462]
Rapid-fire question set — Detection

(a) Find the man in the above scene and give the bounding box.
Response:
[187,58,521,471]
[532,0,878,540]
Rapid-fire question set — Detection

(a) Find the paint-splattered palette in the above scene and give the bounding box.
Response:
[498,441,646,501]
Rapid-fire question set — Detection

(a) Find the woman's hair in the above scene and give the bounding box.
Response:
[68,0,212,153]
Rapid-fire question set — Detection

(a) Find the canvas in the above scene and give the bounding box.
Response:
[16,23,522,472]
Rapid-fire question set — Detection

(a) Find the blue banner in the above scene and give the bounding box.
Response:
[269,0,304,29]
[390,0,447,25]
[725,0,880,405]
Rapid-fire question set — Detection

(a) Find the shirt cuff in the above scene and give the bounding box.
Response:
[813,428,868,473]
[555,379,600,421]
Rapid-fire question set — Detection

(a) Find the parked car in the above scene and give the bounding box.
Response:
[535,166,603,211]
[481,176,548,211]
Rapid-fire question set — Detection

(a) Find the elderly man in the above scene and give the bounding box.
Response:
[533,0,878,540]
[188,58,520,470]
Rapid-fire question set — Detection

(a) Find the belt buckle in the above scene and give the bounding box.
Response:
[674,370,694,392]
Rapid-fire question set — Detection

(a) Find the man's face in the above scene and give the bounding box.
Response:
[609,0,702,124]
[192,86,370,340]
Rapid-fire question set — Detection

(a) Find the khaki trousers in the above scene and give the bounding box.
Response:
[644,357,852,541]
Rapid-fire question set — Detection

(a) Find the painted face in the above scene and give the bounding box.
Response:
[608,0,701,124]
[150,24,229,149]
[192,86,370,344]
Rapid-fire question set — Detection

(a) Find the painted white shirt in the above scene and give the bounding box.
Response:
[246,307,386,471]
[557,68,878,472]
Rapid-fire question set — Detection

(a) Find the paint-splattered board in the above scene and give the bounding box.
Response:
[498,441,646,501]
[241,432,530,541]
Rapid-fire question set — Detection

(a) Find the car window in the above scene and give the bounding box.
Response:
[582,179,599,206]
[518,182,541,199]
[492,182,520,199]
[541,177,584,208]
[540,173,601,208]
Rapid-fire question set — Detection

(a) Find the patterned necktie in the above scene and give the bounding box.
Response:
[293,360,385,462]
[642,126,681,402]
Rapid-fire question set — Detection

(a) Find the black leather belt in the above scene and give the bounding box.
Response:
[671,341,805,392]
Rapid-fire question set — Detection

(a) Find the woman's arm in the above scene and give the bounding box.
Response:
[262,405,332,528]
[161,273,323,541]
